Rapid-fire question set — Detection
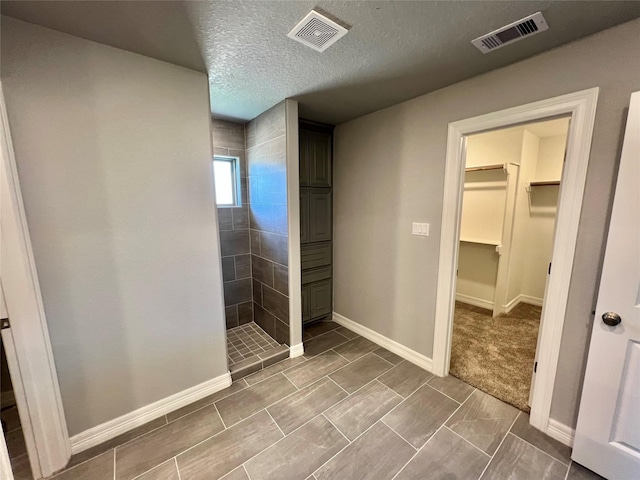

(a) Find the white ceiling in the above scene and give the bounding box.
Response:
[524,118,570,138]
[3,1,639,125]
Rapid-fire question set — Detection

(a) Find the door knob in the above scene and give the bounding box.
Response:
[602,312,622,327]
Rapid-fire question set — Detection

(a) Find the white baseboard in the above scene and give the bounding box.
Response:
[332,312,433,372]
[70,372,232,454]
[547,419,575,447]
[503,295,520,313]
[520,295,543,307]
[455,293,493,310]
[504,294,544,314]
[289,343,304,358]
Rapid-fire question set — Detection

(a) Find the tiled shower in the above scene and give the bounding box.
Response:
[212,103,291,379]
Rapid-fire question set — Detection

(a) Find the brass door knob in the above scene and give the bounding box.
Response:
[602,312,622,327]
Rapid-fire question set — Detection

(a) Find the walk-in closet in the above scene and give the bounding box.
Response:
[451,117,570,412]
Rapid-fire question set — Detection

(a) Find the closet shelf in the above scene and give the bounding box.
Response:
[460,237,501,246]
[529,180,560,187]
[465,164,506,173]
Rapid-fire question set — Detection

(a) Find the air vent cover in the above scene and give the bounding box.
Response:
[472,12,548,53]
[287,10,348,52]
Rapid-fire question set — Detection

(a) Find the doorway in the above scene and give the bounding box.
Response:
[1,334,31,479]
[433,88,599,440]
[1,82,71,478]
[451,118,570,412]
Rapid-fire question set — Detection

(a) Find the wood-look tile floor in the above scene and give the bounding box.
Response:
[44,321,604,480]
[2,404,33,480]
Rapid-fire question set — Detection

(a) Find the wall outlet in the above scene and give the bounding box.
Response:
[412,222,430,236]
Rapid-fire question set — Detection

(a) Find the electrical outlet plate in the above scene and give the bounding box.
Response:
[412,222,430,236]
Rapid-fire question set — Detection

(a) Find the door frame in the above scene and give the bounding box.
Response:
[0,81,71,477]
[432,88,599,438]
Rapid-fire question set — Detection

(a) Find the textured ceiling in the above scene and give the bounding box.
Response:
[3,1,639,125]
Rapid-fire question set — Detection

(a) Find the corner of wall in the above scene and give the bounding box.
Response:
[285,99,302,349]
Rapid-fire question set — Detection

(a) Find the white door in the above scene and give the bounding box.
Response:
[572,92,640,478]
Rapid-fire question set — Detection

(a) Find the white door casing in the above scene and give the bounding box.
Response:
[0,81,71,477]
[572,91,640,478]
[433,88,599,440]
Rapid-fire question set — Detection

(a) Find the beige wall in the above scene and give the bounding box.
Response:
[457,129,522,307]
[506,130,539,306]
[456,123,566,310]
[333,18,640,428]
[521,132,567,301]
[536,134,567,181]
[1,18,228,435]
[456,243,499,307]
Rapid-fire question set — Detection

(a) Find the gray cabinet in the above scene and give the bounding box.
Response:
[300,188,331,244]
[300,121,334,325]
[309,280,332,319]
[299,130,310,187]
[302,280,332,322]
[302,285,310,323]
[308,131,332,187]
[300,190,310,244]
[300,129,331,187]
[301,242,332,269]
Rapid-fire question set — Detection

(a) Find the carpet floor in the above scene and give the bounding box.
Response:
[450,301,541,412]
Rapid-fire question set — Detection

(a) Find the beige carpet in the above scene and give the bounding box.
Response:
[450,301,541,412]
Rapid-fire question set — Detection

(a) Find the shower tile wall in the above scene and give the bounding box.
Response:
[213,119,252,329]
[246,102,290,345]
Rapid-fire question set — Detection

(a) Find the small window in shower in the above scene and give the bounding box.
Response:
[213,156,241,207]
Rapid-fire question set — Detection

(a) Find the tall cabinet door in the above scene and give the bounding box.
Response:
[308,131,332,187]
[309,280,332,319]
[299,130,310,187]
[300,189,310,244]
[309,189,332,243]
[301,285,311,323]
[300,121,333,325]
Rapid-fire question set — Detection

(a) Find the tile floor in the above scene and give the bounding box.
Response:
[39,321,604,480]
[2,404,33,480]
[227,323,280,367]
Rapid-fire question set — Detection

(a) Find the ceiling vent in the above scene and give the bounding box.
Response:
[287,10,348,52]
[472,12,548,53]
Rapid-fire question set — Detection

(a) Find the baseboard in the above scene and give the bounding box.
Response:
[520,295,543,307]
[289,343,304,358]
[503,294,544,314]
[503,295,520,313]
[547,419,575,447]
[332,312,433,372]
[455,293,493,311]
[70,372,232,454]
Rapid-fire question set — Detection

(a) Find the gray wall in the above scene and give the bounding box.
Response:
[333,18,640,428]
[212,119,253,329]
[247,102,290,345]
[1,18,228,435]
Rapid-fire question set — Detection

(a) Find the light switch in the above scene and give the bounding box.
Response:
[412,222,430,236]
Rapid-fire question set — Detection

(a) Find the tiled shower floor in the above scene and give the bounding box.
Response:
[226,322,280,366]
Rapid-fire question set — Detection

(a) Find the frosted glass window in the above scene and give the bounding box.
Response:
[213,156,240,206]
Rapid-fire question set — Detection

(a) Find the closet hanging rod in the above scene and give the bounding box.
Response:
[465,163,506,172]
[529,180,560,187]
